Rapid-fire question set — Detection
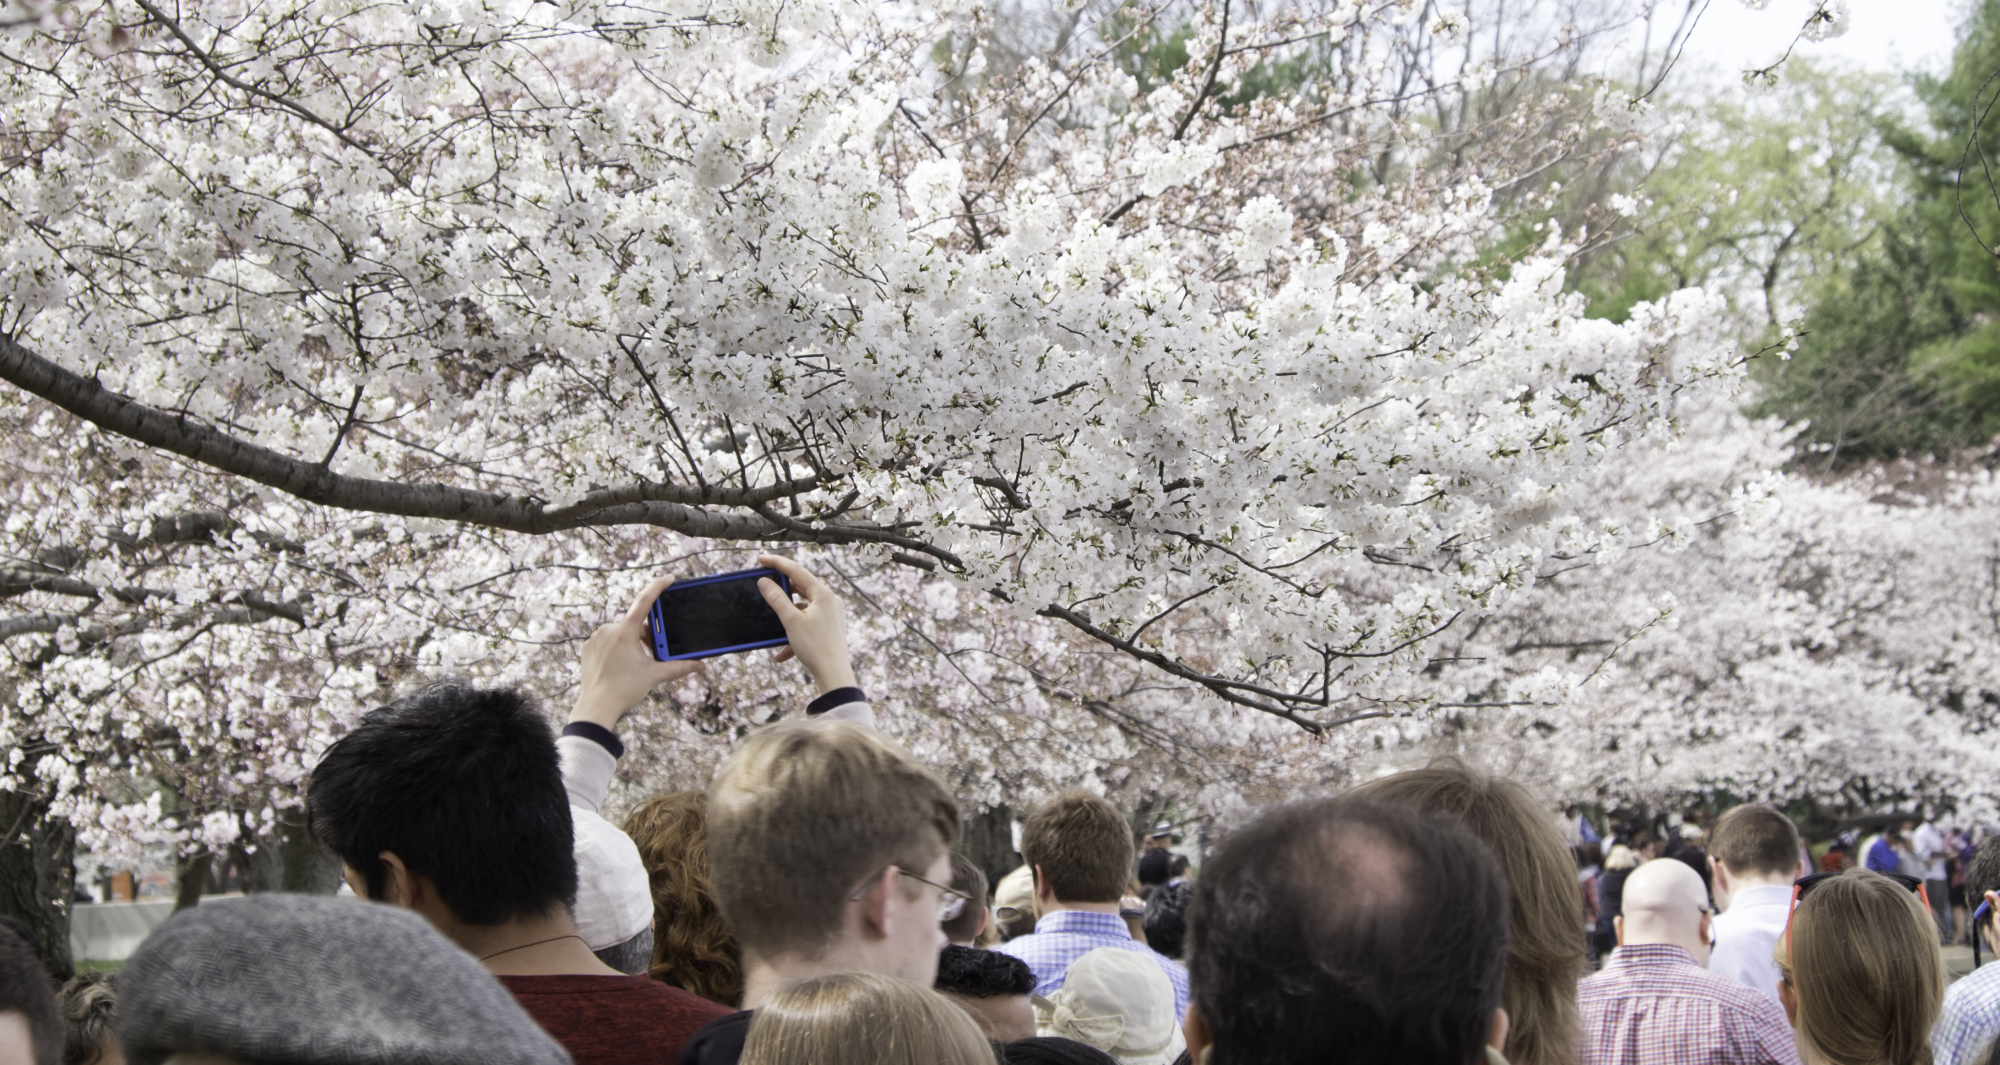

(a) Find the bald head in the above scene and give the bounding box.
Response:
[1617,858,1712,961]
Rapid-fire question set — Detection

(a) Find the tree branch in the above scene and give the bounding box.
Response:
[0,332,917,548]
[131,0,378,158]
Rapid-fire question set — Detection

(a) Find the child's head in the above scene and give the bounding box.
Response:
[58,971,119,1065]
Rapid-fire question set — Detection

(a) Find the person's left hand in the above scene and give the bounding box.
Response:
[570,574,705,730]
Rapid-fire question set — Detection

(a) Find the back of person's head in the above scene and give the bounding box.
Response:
[935,945,1036,1042]
[936,945,1036,999]
[1141,882,1192,960]
[1782,870,1943,1065]
[118,894,569,1065]
[623,789,743,1005]
[944,853,990,944]
[1036,948,1183,1065]
[1709,804,1801,879]
[1187,795,1509,1065]
[1349,759,1581,1065]
[1968,836,2000,947]
[56,971,117,1065]
[739,971,995,1065]
[1617,858,1707,947]
[1135,849,1171,888]
[1167,855,1189,879]
[1022,793,1134,905]
[1603,844,1637,871]
[709,720,960,960]
[306,681,576,925]
[0,924,60,1065]
[1005,1036,1121,1065]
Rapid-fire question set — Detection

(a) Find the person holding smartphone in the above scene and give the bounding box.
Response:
[556,552,876,815]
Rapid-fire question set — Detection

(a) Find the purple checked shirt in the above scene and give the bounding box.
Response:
[1579,943,1801,1065]
[997,910,1190,1018]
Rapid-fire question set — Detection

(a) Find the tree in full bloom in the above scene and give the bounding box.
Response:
[0,0,1741,968]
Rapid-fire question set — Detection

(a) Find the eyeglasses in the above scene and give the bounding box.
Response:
[1782,871,1930,944]
[849,867,972,923]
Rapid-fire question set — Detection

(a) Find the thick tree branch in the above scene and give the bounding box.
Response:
[0,332,927,550]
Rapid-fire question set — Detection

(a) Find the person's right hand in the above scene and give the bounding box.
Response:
[755,553,858,695]
[570,575,705,730]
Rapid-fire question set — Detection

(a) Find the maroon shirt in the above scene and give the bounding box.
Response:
[500,975,734,1065]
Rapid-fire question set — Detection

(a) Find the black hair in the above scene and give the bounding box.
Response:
[1143,881,1193,960]
[934,945,1035,998]
[1186,796,1509,1065]
[1168,854,1190,877]
[1003,1036,1120,1065]
[0,920,61,1065]
[1969,837,2000,936]
[1136,849,1171,887]
[305,681,577,925]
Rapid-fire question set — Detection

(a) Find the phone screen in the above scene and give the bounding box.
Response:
[649,569,791,660]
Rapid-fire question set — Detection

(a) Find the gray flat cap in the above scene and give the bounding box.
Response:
[120,894,571,1065]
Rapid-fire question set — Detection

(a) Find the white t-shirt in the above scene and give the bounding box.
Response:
[1708,882,1793,1004]
[1914,822,1949,882]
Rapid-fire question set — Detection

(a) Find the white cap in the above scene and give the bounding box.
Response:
[994,864,1036,924]
[570,805,652,951]
[1033,948,1186,1065]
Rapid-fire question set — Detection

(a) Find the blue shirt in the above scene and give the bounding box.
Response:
[997,910,1190,1018]
[1933,959,2000,1065]
[1866,838,1901,874]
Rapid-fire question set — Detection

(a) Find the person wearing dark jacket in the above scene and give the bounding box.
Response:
[1593,844,1641,960]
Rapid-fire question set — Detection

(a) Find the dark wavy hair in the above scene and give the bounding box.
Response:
[623,789,743,1007]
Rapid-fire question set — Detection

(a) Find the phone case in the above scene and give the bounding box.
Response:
[648,568,793,661]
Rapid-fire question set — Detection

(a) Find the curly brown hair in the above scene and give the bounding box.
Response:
[623,789,743,1007]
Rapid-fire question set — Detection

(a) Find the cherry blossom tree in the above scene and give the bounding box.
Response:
[0,0,1746,969]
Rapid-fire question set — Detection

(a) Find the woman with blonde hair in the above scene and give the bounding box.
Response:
[739,972,998,1065]
[1776,870,1944,1065]
[1350,759,1584,1065]
[623,789,743,1006]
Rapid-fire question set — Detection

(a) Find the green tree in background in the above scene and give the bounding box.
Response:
[1751,0,2000,463]
[1569,62,1900,331]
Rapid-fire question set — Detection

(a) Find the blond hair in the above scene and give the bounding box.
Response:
[708,720,960,959]
[1350,758,1584,1065]
[739,972,995,1065]
[622,789,742,1006]
[1780,871,1943,1065]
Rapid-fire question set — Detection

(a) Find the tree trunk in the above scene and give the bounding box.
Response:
[0,789,76,982]
[236,813,341,895]
[173,850,211,912]
[957,804,1022,886]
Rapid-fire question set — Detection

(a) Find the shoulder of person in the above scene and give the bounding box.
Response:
[676,1009,753,1065]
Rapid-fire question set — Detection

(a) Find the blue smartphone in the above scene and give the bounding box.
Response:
[648,568,792,661]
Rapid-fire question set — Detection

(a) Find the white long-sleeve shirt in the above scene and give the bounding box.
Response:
[557,689,875,812]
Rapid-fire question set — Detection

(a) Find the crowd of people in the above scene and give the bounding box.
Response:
[2,554,1998,1065]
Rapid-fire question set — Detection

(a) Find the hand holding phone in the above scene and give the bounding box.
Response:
[571,575,707,731]
[753,553,857,695]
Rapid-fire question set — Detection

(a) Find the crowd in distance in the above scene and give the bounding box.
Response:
[2,553,1997,1065]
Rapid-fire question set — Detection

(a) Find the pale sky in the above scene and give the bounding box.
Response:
[1626,0,1963,85]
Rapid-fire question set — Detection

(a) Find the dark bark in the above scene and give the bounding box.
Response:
[0,789,76,981]
[235,815,341,895]
[957,805,1022,885]
[0,331,960,570]
[172,850,211,912]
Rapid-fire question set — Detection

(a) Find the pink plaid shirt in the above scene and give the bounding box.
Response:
[1578,943,1802,1065]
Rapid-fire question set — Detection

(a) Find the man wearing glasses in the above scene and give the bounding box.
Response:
[1577,858,1800,1065]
